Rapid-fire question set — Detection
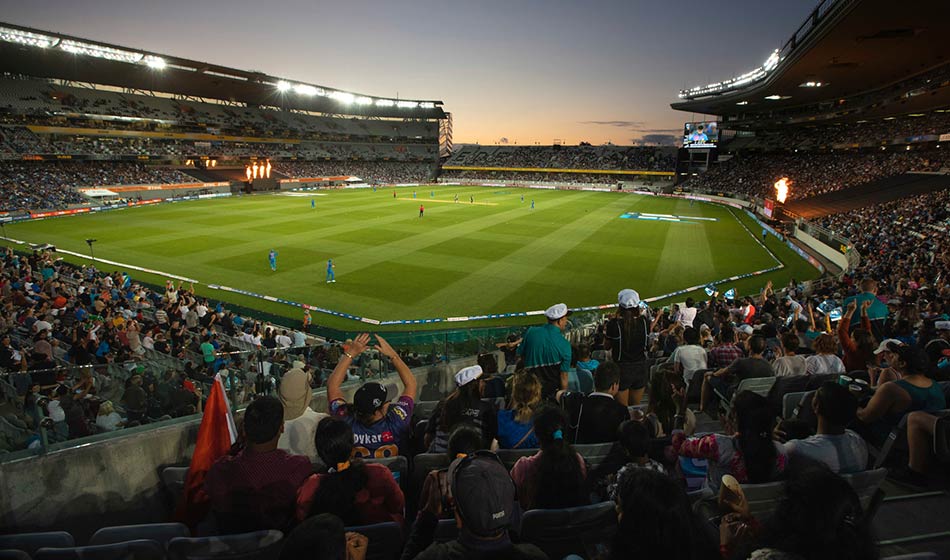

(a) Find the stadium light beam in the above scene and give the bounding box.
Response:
[276,80,292,92]
[330,91,355,104]
[59,39,144,63]
[0,26,59,48]
[144,56,166,69]
[293,84,318,96]
[375,99,395,107]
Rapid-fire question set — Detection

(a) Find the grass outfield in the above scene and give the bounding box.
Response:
[3,186,820,332]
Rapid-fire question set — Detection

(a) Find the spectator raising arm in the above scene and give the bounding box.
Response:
[373,334,417,399]
[326,333,372,404]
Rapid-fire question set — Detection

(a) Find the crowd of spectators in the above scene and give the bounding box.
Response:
[0,77,438,143]
[0,126,437,162]
[139,266,949,557]
[684,150,947,200]
[0,246,361,453]
[732,111,950,152]
[274,161,435,184]
[445,144,677,172]
[444,169,665,186]
[818,188,950,292]
[0,161,194,212]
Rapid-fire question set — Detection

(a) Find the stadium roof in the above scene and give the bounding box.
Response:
[671,0,950,121]
[0,22,446,120]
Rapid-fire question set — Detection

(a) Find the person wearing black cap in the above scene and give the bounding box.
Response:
[327,333,417,458]
[401,452,546,560]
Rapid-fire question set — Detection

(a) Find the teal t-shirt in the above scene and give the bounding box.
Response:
[200,342,215,364]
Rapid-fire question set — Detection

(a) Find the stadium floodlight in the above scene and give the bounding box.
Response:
[418,102,435,109]
[0,26,59,49]
[144,56,166,69]
[329,91,355,104]
[355,96,373,105]
[293,84,318,96]
[762,50,780,72]
[375,99,395,107]
[276,80,292,92]
[764,95,783,100]
[736,101,749,105]
[59,39,144,63]
[396,101,418,109]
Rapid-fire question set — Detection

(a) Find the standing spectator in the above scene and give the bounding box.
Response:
[517,303,572,400]
[205,396,313,533]
[327,333,416,458]
[510,405,588,510]
[604,289,650,405]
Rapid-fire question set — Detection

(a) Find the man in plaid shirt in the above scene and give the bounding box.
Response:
[707,326,745,370]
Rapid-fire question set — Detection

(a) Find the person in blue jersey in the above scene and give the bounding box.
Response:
[326,259,336,283]
[268,249,278,271]
[311,198,315,209]
[530,199,535,209]
[327,333,417,458]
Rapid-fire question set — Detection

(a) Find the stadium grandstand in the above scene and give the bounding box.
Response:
[1,1,950,559]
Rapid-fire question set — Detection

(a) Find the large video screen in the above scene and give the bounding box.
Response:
[683,121,719,148]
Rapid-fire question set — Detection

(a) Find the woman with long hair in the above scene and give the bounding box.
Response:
[510,405,587,510]
[604,289,650,405]
[425,365,496,453]
[496,372,542,449]
[611,468,718,560]
[673,391,786,494]
[740,464,878,560]
[296,417,404,526]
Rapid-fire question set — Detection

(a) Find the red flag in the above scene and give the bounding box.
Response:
[175,373,237,528]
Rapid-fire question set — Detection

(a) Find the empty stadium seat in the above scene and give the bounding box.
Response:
[409,453,451,504]
[343,522,402,560]
[0,532,74,556]
[0,550,31,560]
[89,523,190,547]
[160,466,190,506]
[413,401,440,420]
[167,530,283,560]
[719,468,887,524]
[34,539,165,560]
[520,501,618,558]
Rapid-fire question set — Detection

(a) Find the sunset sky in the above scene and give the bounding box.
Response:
[2,0,817,145]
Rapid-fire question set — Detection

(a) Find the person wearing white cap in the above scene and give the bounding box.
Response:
[604,289,650,406]
[278,362,328,458]
[869,339,904,387]
[425,365,497,453]
[516,303,573,400]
